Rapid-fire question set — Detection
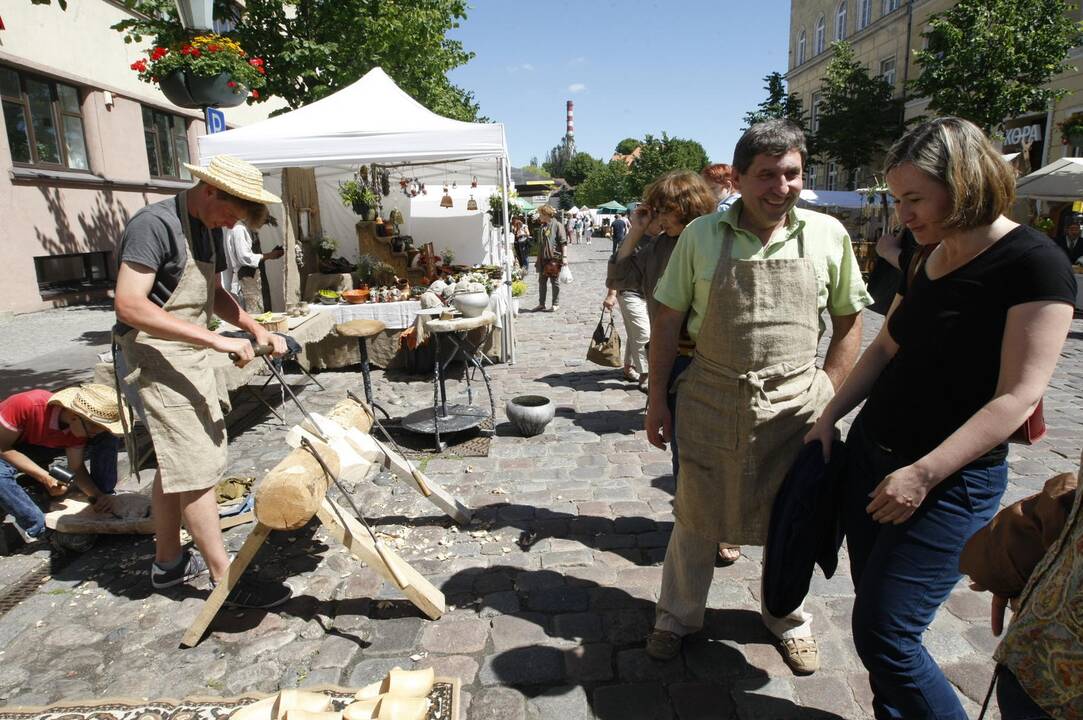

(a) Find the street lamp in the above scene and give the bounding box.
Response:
[174,0,213,31]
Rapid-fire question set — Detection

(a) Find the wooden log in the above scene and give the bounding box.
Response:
[254,440,340,530]
[325,396,374,434]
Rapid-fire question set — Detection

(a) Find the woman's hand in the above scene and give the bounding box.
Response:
[803,414,837,461]
[630,205,653,234]
[866,464,934,524]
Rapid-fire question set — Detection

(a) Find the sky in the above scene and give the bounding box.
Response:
[446,0,792,169]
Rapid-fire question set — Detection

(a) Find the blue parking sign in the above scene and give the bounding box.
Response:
[205,107,226,134]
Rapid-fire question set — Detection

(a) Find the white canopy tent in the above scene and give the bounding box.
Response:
[1015,157,1083,201]
[798,189,870,209]
[196,67,517,362]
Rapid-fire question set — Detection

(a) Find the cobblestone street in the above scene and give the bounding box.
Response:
[1,241,1081,719]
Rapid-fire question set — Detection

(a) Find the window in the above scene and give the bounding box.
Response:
[34,251,112,295]
[879,56,897,88]
[1,65,89,170]
[142,106,192,180]
[882,0,899,14]
[827,162,838,191]
[835,2,847,41]
[811,91,822,133]
[797,30,806,65]
[807,164,819,189]
[858,0,872,29]
[815,16,826,54]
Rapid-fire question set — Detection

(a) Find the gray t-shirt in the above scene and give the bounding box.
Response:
[113,195,226,335]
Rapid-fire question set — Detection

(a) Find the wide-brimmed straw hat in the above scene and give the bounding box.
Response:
[182,154,281,205]
[48,383,127,436]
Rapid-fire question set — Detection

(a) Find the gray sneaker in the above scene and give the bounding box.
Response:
[151,549,208,589]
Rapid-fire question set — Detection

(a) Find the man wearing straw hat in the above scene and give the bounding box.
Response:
[113,154,290,609]
[0,384,125,544]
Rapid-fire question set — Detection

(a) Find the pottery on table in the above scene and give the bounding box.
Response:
[506,395,555,437]
[451,290,489,318]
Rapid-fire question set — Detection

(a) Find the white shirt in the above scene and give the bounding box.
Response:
[221,223,262,295]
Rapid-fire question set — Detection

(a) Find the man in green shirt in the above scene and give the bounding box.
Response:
[644,120,872,673]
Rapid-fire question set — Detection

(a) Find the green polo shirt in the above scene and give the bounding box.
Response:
[653,199,872,343]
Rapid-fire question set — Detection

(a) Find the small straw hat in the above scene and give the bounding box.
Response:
[49,383,127,436]
[182,154,281,205]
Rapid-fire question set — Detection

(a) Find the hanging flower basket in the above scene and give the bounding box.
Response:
[1057,112,1083,148]
[130,33,266,108]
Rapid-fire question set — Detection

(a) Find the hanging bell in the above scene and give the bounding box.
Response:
[471,175,478,188]
[466,195,478,211]
[390,208,405,225]
[452,180,457,189]
[440,186,453,208]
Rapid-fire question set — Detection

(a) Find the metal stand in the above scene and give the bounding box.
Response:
[356,337,390,420]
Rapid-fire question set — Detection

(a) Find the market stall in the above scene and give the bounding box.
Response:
[197,67,518,362]
[1016,157,1083,309]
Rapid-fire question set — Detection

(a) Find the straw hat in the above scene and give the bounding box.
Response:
[182,154,281,205]
[49,383,127,436]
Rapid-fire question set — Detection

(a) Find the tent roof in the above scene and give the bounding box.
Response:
[197,67,508,173]
[798,189,869,209]
[1016,157,1083,201]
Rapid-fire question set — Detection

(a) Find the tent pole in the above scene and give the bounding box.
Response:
[500,156,515,365]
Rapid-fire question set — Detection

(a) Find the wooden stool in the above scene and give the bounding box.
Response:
[335,319,389,418]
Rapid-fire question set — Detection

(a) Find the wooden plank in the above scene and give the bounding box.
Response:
[219,510,255,530]
[180,521,272,648]
[316,498,445,621]
[369,437,473,525]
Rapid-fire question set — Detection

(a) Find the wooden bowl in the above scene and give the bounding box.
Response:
[342,289,369,304]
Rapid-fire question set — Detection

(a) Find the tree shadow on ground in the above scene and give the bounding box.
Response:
[0,365,97,397]
[445,564,845,719]
[536,369,633,394]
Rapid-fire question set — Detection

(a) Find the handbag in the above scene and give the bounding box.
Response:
[559,264,573,284]
[587,310,622,367]
[906,248,1047,445]
[542,259,562,278]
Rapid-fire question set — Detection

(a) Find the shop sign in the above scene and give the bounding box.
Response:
[1004,123,1043,147]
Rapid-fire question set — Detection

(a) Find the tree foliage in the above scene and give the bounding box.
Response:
[816,42,902,189]
[575,160,632,207]
[542,137,575,178]
[520,164,551,179]
[910,0,1081,133]
[112,0,482,120]
[562,152,605,186]
[614,137,641,155]
[626,133,710,199]
[743,72,809,133]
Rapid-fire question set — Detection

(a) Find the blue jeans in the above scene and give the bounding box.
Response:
[844,414,1007,720]
[997,665,1052,720]
[667,354,694,480]
[0,435,120,538]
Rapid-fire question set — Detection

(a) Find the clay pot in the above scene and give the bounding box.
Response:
[451,290,489,318]
[506,395,555,437]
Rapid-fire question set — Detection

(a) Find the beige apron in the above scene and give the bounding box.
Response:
[673,226,835,545]
[116,193,229,493]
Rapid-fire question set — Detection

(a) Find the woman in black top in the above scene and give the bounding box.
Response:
[806,117,1076,720]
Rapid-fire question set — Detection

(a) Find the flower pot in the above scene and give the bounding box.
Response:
[1069,132,1083,149]
[506,395,555,437]
[158,70,246,109]
[451,290,489,318]
[512,298,520,316]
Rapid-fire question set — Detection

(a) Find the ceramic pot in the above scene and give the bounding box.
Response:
[506,395,555,437]
[158,70,246,109]
[451,290,489,318]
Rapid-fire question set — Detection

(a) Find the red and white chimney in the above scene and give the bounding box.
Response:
[566,100,574,140]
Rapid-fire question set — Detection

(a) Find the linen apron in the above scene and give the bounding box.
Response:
[673,227,835,545]
[116,193,229,493]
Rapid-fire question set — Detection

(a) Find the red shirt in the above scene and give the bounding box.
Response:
[0,390,85,449]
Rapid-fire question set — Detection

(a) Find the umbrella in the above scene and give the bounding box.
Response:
[1016,157,1083,201]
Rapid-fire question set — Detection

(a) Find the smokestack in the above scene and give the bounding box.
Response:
[566,100,574,139]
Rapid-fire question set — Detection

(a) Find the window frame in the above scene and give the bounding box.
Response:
[879,55,897,89]
[882,0,899,15]
[797,30,807,65]
[141,104,192,181]
[1,65,90,172]
[815,16,826,54]
[810,91,822,134]
[858,0,872,30]
[807,164,819,190]
[827,162,838,191]
[835,1,848,41]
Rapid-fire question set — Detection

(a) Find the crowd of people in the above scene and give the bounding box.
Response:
[0,115,1080,718]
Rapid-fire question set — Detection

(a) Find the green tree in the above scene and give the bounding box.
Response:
[112,0,482,120]
[520,164,551,179]
[742,71,809,133]
[910,0,1082,134]
[575,160,632,207]
[562,152,604,186]
[542,137,575,178]
[816,42,902,189]
[626,133,710,199]
[614,137,641,155]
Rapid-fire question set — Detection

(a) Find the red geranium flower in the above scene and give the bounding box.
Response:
[150,46,167,61]
[208,44,220,52]
[250,89,260,99]
[227,81,237,88]
[130,59,148,72]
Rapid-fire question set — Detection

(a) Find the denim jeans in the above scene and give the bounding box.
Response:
[997,665,1052,720]
[844,414,1007,720]
[666,354,694,480]
[0,435,120,538]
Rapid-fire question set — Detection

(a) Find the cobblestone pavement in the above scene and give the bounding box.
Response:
[1,241,1081,719]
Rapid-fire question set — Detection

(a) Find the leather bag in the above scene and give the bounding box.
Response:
[587,310,622,367]
[542,259,562,278]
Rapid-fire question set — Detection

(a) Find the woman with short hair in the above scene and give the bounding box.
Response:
[806,117,1077,719]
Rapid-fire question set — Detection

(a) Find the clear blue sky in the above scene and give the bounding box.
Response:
[446,0,792,168]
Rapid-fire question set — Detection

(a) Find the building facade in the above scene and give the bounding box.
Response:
[787,0,1083,192]
[0,1,282,314]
